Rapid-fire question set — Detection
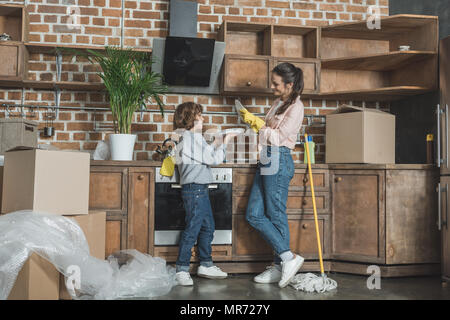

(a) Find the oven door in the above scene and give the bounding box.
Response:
[154,183,232,245]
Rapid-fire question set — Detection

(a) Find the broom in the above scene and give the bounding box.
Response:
[289,134,337,293]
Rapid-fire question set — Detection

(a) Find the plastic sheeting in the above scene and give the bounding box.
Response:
[0,210,177,300]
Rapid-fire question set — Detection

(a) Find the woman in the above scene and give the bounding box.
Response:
[245,62,305,288]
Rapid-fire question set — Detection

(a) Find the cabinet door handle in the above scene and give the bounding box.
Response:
[446,104,449,168]
[437,104,443,167]
[246,81,252,86]
[302,199,307,206]
[335,177,342,183]
[438,183,442,231]
[303,176,309,183]
[137,174,145,180]
[302,224,308,229]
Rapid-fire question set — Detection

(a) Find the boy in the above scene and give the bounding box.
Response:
[173,102,236,286]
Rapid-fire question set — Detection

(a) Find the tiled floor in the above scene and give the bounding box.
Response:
[154,273,450,300]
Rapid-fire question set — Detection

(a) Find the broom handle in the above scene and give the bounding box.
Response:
[304,134,325,275]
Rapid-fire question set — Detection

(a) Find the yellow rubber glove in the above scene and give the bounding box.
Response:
[160,155,176,177]
[239,108,265,133]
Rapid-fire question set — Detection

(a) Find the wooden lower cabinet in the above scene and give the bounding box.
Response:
[89,163,439,277]
[331,170,385,264]
[331,168,440,275]
[154,245,233,263]
[89,166,154,258]
[232,214,330,261]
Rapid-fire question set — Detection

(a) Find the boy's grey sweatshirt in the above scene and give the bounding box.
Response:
[175,130,225,185]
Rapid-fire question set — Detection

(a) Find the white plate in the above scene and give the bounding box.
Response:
[222,128,245,135]
[234,99,246,114]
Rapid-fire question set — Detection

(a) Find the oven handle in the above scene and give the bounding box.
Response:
[170,184,219,189]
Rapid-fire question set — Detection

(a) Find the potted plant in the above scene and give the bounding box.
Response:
[85,46,168,161]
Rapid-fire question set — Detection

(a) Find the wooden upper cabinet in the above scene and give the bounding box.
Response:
[273,58,320,93]
[221,55,272,95]
[331,170,385,264]
[218,21,320,96]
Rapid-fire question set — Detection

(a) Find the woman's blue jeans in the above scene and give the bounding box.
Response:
[176,183,215,272]
[245,145,295,265]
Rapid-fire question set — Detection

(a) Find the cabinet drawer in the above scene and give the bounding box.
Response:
[233,168,330,193]
[290,169,329,191]
[289,215,330,259]
[154,245,232,263]
[273,58,320,93]
[222,55,272,95]
[232,214,330,260]
[233,191,329,215]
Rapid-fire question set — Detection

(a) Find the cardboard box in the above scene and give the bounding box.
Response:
[325,105,396,164]
[0,119,38,155]
[8,211,106,300]
[8,253,60,300]
[1,148,90,215]
[59,211,106,300]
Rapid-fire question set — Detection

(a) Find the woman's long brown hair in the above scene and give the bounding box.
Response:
[272,63,304,115]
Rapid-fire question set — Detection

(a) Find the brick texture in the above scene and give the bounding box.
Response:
[0,0,390,162]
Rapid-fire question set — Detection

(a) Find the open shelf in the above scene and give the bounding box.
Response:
[322,51,436,71]
[22,80,105,91]
[315,86,433,101]
[0,4,28,42]
[321,14,438,40]
[25,43,152,55]
[272,24,318,59]
[320,15,438,60]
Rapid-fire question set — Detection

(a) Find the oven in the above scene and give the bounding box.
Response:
[154,167,232,245]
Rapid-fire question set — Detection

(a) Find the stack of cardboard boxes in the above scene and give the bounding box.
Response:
[0,148,106,300]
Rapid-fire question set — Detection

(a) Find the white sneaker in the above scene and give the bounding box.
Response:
[197,265,228,279]
[254,265,282,284]
[176,271,194,286]
[279,254,304,288]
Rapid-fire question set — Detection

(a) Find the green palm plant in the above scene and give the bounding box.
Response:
[84,46,168,134]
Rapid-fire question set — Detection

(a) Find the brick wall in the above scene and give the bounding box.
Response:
[0,0,390,163]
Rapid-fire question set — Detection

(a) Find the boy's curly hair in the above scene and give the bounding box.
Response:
[173,102,203,130]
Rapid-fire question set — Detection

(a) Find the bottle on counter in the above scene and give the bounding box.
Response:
[303,136,315,164]
[426,134,434,164]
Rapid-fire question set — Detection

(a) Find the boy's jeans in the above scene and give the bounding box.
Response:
[245,145,295,265]
[176,183,215,272]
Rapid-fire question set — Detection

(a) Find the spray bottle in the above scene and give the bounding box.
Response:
[303,136,315,164]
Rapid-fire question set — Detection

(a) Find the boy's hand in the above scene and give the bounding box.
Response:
[224,133,238,144]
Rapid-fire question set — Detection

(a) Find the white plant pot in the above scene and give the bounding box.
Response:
[109,134,136,161]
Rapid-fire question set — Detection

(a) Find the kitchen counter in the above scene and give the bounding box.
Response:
[91,160,436,170]
[89,159,440,277]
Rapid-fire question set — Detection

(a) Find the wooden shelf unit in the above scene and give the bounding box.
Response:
[0,4,152,92]
[218,21,320,96]
[0,4,29,83]
[320,14,439,99]
[219,15,439,101]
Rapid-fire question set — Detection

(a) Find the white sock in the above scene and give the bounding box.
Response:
[280,251,294,262]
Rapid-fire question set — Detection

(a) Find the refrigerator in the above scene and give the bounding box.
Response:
[438,35,450,283]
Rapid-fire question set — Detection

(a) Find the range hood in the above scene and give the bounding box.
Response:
[152,0,225,95]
